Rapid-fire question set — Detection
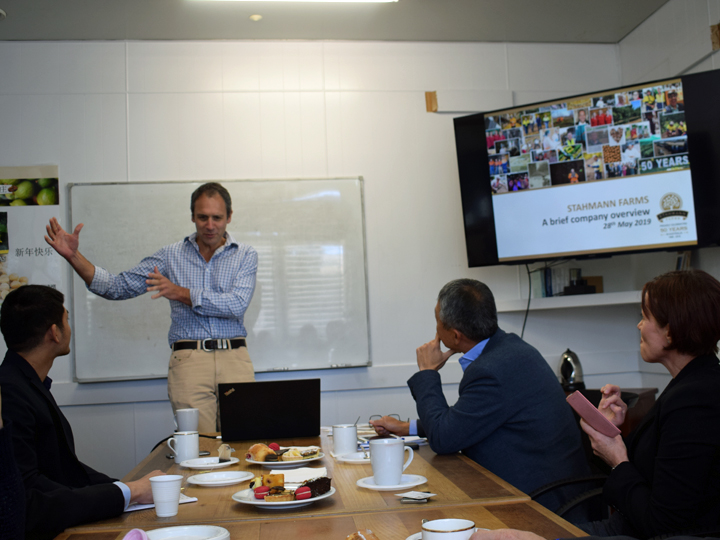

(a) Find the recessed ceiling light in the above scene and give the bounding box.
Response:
[249,14,262,21]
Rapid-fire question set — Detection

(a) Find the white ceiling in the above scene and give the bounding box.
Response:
[0,0,671,43]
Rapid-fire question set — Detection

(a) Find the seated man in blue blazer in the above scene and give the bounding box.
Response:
[0,285,163,540]
[371,279,589,507]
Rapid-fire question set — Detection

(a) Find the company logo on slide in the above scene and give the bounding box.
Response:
[657,192,689,222]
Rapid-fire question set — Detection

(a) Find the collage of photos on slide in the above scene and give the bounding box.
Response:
[486,81,689,195]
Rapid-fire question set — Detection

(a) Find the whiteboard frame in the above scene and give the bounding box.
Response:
[68,177,371,383]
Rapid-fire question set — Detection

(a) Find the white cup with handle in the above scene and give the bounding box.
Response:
[175,408,199,432]
[421,519,477,540]
[333,424,358,456]
[369,437,413,486]
[167,431,199,464]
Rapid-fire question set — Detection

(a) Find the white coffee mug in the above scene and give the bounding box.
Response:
[422,519,476,540]
[369,437,413,486]
[175,408,199,432]
[333,424,358,456]
[167,431,199,464]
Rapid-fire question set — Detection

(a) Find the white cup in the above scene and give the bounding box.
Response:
[175,408,199,432]
[333,424,358,456]
[422,519,476,540]
[167,431,199,464]
[369,437,413,486]
[150,475,183,517]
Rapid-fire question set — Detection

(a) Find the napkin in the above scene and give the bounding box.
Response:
[271,467,327,484]
[125,493,197,513]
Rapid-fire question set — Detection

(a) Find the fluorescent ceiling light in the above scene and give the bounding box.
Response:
[193,0,397,3]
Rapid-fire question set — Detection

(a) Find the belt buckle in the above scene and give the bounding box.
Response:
[201,339,215,352]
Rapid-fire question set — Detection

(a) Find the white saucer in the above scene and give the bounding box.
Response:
[187,471,253,486]
[180,457,239,470]
[245,452,325,469]
[406,529,483,540]
[356,474,427,491]
[146,525,230,540]
[334,451,370,464]
[231,486,335,509]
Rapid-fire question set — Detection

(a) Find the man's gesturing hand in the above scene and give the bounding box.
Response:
[146,266,191,305]
[416,334,456,371]
[45,217,82,261]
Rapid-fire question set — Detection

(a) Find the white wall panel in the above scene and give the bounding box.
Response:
[128,93,225,181]
[259,92,288,178]
[282,92,304,174]
[128,42,225,93]
[298,92,329,177]
[0,95,23,163]
[619,0,717,83]
[62,402,137,480]
[506,43,620,94]
[17,95,63,164]
[56,43,127,94]
[222,92,263,179]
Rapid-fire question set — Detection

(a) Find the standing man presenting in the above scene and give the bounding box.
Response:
[45,182,258,432]
[371,279,589,510]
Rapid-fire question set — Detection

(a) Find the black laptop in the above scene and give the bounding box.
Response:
[218,379,321,441]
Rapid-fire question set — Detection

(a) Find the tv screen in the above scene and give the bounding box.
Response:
[454,70,720,267]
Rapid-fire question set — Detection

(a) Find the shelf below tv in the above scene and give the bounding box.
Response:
[496,290,642,313]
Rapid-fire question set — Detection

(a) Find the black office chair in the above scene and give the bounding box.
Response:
[529,390,640,522]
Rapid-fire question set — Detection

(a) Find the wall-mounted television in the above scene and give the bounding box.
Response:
[453,70,720,267]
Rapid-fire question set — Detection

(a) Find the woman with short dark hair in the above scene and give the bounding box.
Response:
[579,269,720,539]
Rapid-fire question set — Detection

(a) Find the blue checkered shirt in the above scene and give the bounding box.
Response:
[89,232,258,347]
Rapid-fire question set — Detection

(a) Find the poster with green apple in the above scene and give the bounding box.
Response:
[0,165,62,313]
[0,177,58,206]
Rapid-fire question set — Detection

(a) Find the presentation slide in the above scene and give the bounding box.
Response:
[492,170,697,261]
[484,77,696,262]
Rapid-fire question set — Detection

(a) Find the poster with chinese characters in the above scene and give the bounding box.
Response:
[0,165,61,301]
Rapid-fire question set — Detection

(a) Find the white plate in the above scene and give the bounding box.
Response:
[146,525,230,540]
[187,471,253,487]
[231,486,335,509]
[356,474,427,491]
[334,451,370,464]
[245,452,325,469]
[180,457,239,470]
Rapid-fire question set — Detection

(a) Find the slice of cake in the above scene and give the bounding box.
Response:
[299,476,331,497]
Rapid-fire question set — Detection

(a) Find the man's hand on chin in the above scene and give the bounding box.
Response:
[416,334,456,371]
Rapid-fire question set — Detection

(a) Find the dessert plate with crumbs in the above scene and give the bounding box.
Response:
[231,486,335,509]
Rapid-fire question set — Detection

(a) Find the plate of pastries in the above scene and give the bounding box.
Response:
[245,443,324,468]
[232,473,333,509]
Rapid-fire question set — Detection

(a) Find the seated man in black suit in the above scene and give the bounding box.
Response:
[0,285,163,540]
[371,279,590,511]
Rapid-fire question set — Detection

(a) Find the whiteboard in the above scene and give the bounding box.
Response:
[69,178,370,382]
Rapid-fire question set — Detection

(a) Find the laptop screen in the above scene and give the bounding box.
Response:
[218,379,321,441]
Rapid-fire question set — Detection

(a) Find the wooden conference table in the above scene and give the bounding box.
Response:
[60,433,587,540]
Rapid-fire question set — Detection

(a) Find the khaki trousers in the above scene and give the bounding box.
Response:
[167,343,255,433]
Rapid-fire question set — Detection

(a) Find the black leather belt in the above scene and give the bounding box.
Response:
[172,338,246,352]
